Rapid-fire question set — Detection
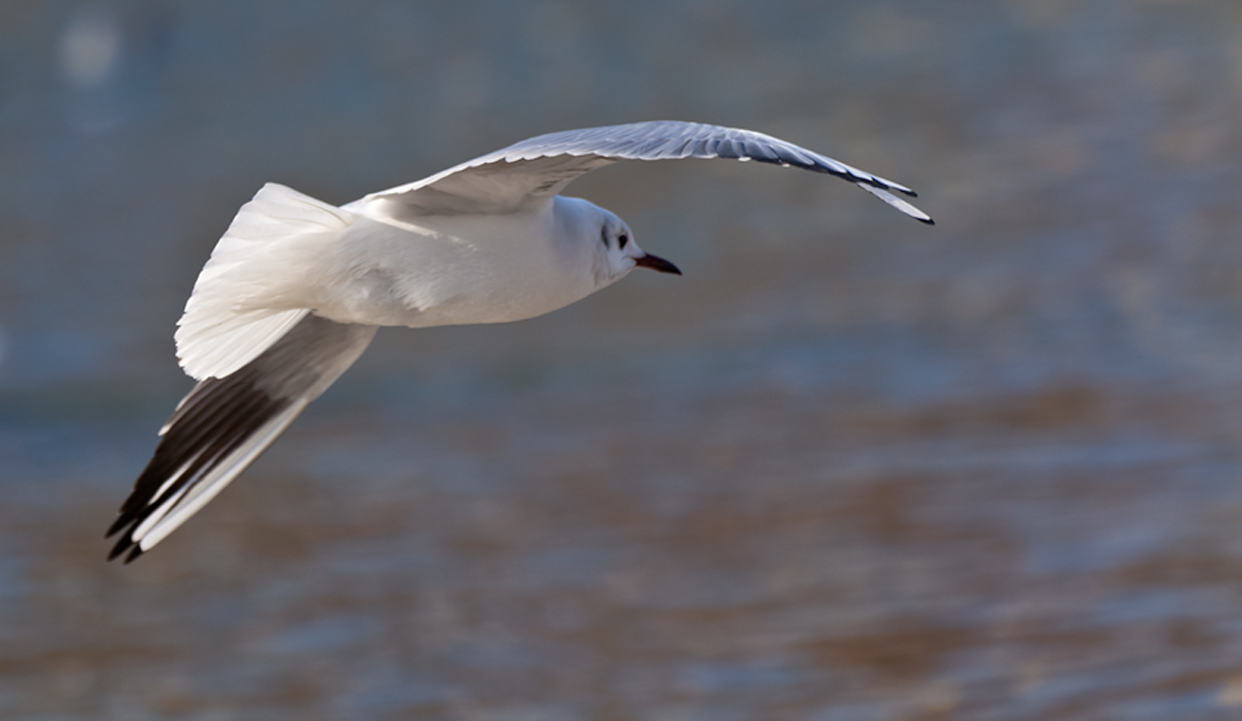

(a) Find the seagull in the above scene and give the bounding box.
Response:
[105,120,933,562]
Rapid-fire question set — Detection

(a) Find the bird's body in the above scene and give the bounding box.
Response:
[106,120,933,562]
[321,202,581,328]
[210,192,611,331]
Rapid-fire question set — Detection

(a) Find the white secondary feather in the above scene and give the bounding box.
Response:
[175,183,352,380]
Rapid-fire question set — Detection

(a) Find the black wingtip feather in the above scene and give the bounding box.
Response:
[104,315,377,565]
[105,514,128,539]
[105,369,292,563]
[107,532,134,562]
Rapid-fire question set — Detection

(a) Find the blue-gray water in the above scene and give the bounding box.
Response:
[5,2,1242,719]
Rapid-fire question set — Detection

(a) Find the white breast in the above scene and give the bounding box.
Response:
[304,197,603,328]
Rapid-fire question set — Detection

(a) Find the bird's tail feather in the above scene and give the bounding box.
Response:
[176,183,353,381]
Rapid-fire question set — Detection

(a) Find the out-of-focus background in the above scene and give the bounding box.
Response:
[4,1,1242,718]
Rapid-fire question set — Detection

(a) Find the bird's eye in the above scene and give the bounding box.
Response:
[618,233,629,249]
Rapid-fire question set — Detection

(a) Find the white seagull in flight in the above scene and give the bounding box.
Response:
[106,120,933,562]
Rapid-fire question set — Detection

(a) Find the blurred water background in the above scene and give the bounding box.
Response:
[5,1,1242,719]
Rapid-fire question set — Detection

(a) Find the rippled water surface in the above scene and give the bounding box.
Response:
[5,2,1242,719]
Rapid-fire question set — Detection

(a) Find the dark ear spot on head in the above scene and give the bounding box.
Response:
[600,226,610,248]
[618,233,628,249]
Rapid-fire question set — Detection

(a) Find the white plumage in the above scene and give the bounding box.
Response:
[107,120,933,562]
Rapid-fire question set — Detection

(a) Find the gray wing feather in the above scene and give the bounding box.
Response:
[106,314,377,562]
[350,120,932,223]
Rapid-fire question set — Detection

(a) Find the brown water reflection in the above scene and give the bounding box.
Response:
[5,0,1242,719]
[8,375,1242,718]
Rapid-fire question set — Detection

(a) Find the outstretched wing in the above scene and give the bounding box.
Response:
[346,120,933,223]
[106,314,377,562]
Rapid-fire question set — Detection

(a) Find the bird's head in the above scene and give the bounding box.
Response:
[572,200,680,287]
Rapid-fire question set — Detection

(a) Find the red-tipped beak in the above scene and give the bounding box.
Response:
[634,253,682,275]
